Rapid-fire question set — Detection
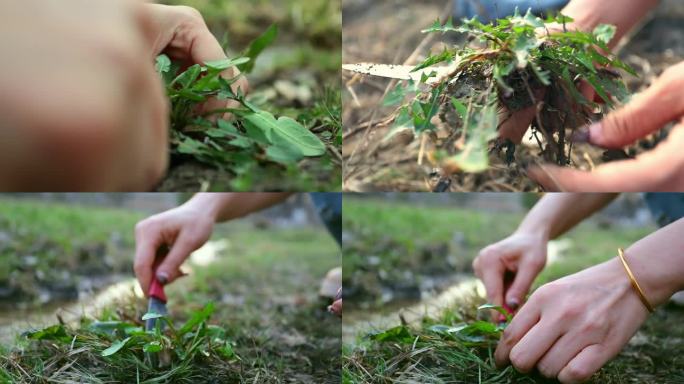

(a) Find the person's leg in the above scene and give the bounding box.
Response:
[454,0,570,24]
[309,193,342,246]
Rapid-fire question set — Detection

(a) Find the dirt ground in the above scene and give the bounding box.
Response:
[342,0,684,192]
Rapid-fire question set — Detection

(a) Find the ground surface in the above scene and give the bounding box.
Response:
[155,0,342,192]
[342,0,684,191]
[0,198,341,383]
[342,195,684,383]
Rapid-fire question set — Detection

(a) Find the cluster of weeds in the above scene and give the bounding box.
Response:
[159,24,334,182]
[384,10,634,176]
[342,300,538,383]
[0,302,243,383]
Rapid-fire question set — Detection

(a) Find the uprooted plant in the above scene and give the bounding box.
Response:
[0,302,240,383]
[382,10,634,179]
[158,24,331,175]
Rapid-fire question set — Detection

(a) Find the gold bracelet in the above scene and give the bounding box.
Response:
[617,248,655,313]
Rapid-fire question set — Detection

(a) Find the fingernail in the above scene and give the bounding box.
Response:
[156,272,168,285]
[507,298,519,310]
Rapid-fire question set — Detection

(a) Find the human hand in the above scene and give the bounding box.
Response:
[494,256,650,383]
[529,61,684,191]
[134,201,216,295]
[329,288,342,316]
[473,231,548,314]
[143,4,248,117]
[0,0,168,190]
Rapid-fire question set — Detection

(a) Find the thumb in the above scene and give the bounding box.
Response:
[155,231,200,285]
[529,123,684,191]
[581,66,684,148]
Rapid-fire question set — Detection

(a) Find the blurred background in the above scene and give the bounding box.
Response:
[343,193,659,331]
[0,193,341,381]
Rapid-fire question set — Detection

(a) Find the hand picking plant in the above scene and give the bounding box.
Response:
[383,9,634,175]
[157,25,327,173]
[343,303,533,383]
[0,302,239,383]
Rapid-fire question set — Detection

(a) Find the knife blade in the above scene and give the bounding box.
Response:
[342,62,459,84]
[145,245,170,332]
[145,276,168,331]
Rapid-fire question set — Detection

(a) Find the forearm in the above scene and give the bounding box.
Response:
[517,193,617,239]
[561,0,659,48]
[185,193,292,222]
[625,218,684,306]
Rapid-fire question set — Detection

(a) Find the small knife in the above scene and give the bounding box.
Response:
[145,246,169,332]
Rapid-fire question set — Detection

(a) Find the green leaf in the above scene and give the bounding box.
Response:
[239,24,278,73]
[367,325,413,343]
[383,82,407,106]
[228,136,253,149]
[172,64,202,89]
[593,24,616,45]
[205,57,251,72]
[143,341,162,353]
[266,145,304,164]
[141,312,165,321]
[478,304,512,323]
[101,337,131,357]
[242,111,326,156]
[179,302,215,336]
[23,325,70,343]
[511,33,539,69]
[450,94,498,172]
[450,98,467,120]
[155,54,171,74]
[421,17,459,34]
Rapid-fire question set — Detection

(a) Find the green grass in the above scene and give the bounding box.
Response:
[0,198,144,307]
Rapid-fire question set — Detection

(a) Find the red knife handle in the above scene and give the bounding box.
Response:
[149,276,167,303]
[499,271,515,322]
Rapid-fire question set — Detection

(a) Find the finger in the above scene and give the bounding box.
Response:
[155,230,199,284]
[495,301,541,367]
[330,299,342,316]
[529,124,684,192]
[498,104,537,144]
[557,344,609,384]
[582,67,684,148]
[505,257,545,309]
[474,252,505,308]
[507,317,562,373]
[134,230,162,296]
[537,332,587,379]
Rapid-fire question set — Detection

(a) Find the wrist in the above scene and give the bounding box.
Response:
[622,245,681,308]
[184,193,223,223]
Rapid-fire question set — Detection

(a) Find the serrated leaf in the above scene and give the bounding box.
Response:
[383,82,407,106]
[593,24,616,45]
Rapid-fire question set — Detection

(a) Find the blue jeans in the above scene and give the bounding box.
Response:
[454,0,570,23]
[309,193,341,246]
